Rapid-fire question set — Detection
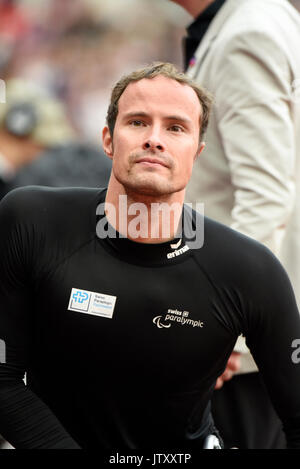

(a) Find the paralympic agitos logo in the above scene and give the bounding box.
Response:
[153,309,204,329]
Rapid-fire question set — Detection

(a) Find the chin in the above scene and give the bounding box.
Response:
[124,178,173,197]
[128,183,168,197]
[127,181,186,199]
[115,172,184,197]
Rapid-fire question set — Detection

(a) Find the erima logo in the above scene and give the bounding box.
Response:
[153,309,204,329]
[167,238,190,259]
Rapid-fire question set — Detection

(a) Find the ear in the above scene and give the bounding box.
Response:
[102,126,113,159]
[194,141,205,161]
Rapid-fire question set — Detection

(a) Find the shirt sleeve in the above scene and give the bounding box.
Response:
[212,27,297,364]
[0,189,80,449]
[242,245,300,448]
[214,29,296,255]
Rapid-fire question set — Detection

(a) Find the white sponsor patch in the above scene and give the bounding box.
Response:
[68,288,117,319]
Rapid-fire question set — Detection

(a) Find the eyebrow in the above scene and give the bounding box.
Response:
[166,115,192,125]
[122,112,149,120]
[122,112,192,125]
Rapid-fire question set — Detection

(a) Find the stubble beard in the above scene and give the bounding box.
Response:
[114,151,179,198]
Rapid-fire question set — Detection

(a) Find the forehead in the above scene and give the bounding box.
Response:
[117,76,202,122]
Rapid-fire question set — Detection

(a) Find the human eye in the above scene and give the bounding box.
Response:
[168,124,184,133]
[129,120,145,127]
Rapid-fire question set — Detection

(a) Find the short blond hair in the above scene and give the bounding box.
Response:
[106,62,213,141]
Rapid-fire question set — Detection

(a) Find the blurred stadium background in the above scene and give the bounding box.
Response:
[1,0,299,144]
[0,0,193,145]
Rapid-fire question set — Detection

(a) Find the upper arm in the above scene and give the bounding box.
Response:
[210,30,296,247]
[213,29,295,178]
[0,189,37,380]
[242,248,300,440]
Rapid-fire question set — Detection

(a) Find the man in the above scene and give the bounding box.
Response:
[0,62,300,450]
[0,78,75,200]
[0,78,111,200]
[170,0,300,448]
[9,141,112,193]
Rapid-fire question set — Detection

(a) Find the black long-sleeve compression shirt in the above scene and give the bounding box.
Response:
[0,186,300,449]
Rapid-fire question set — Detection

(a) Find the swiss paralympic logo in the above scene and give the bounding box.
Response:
[69,288,91,312]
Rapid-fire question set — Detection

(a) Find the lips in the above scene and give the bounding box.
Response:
[136,157,169,168]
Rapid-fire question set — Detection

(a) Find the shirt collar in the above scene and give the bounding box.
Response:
[187,0,227,41]
[183,0,226,71]
[94,189,194,267]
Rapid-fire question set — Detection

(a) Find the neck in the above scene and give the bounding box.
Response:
[105,176,185,244]
[176,0,215,18]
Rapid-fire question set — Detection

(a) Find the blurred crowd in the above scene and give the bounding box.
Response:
[0,0,299,194]
[0,0,192,197]
[0,0,188,142]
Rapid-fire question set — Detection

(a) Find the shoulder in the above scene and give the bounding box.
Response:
[208,0,300,66]
[0,185,100,213]
[194,215,289,288]
[208,1,297,92]
[0,186,102,234]
[225,0,299,36]
[0,186,105,274]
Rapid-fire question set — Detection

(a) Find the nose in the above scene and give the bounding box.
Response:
[142,130,165,152]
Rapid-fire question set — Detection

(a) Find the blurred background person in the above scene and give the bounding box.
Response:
[0,78,75,198]
[0,0,191,199]
[0,77,112,198]
[10,141,112,191]
[171,0,300,449]
[0,0,189,145]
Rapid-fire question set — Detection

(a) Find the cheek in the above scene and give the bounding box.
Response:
[183,162,194,181]
[111,144,133,176]
[110,135,128,161]
[112,153,127,174]
[112,132,137,160]
[177,148,196,174]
